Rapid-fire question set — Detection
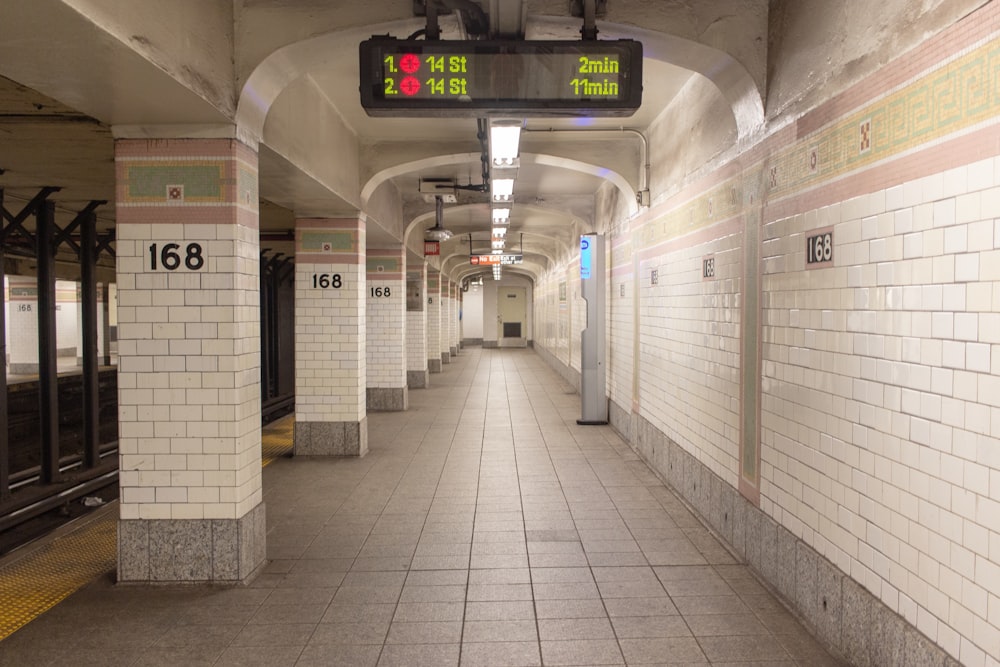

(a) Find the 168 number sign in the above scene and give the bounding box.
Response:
[149,243,204,271]
[806,231,833,265]
[312,273,343,289]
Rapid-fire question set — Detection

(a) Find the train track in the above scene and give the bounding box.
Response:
[1,384,294,554]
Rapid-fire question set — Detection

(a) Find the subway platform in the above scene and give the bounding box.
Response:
[0,348,846,666]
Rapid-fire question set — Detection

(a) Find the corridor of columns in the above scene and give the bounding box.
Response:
[0,347,843,666]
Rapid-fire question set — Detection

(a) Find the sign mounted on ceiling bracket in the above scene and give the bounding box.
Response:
[359,37,642,117]
[470,254,523,266]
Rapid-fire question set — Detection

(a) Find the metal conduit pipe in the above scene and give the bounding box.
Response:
[521,126,650,205]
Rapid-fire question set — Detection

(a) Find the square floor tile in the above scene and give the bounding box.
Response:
[466,583,534,601]
[698,635,795,662]
[460,641,541,667]
[308,621,390,645]
[385,620,463,644]
[611,615,691,639]
[464,600,537,621]
[376,643,460,666]
[463,619,538,642]
[540,639,624,665]
[603,597,680,617]
[538,617,615,640]
[684,613,768,636]
[295,644,381,667]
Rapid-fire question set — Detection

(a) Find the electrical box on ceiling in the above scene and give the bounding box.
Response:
[419,179,457,203]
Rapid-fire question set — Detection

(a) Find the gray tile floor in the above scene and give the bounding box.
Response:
[0,347,847,666]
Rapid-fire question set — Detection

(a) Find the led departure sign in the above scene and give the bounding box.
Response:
[470,254,523,266]
[359,38,642,117]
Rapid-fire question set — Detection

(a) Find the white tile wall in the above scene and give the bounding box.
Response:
[534,164,1000,665]
[295,260,366,422]
[440,280,451,357]
[117,221,261,521]
[407,265,427,373]
[427,271,441,362]
[366,261,405,389]
[6,276,38,367]
[609,231,634,409]
[762,160,1000,661]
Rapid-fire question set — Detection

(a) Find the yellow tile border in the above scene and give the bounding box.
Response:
[0,504,117,641]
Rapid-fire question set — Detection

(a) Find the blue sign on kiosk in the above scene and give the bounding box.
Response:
[580,236,592,279]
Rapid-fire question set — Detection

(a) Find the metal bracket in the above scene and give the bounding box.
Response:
[415,0,490,38]
[571,0,606,39]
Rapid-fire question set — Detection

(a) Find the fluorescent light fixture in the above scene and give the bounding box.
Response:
[492,178,514,201]
[492,248,503,254]
[492,240,505,249]
[492,226,508,237]
[492,206,511,223]
[490,122,521,166]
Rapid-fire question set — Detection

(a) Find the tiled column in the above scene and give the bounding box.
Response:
[7,276,38,374]
[457,289,464,349]
[440,278,451,364]
[366,247,407,411]
[114,137,265,583]
[406,261,428,388]
[449,281,459,355]
[98,283,112,365]
[294,218,367,455]
[426,268,441,373]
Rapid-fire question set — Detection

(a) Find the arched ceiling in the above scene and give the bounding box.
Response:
[0,0,766,281]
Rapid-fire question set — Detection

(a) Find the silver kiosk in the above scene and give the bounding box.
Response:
[577,234,608,425]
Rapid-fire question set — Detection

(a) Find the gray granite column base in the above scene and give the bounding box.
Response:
[294,417,368,456]
[367,386,408,411]
[441,352,451,364]
[429,358,442,373]
[533,344,960,667]
[117,502,266,584]
[10,363,39,375]
[408,370,428,388]
[450,345,458,356]
[483,340,498,349]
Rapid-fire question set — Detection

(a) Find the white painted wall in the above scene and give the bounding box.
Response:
[482,274,533,344]
[462,283,483,339]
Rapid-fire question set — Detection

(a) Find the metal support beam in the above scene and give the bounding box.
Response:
[260,254,273,402]
[579,0,600,40]
[0,198,8,501]
[80,210,100,469]
[53,200,104,256]
[0,187,59,253]
[96,231,115,259]
[36,201,60,484]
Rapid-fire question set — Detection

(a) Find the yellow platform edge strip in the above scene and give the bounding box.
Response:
[0,415,295,641]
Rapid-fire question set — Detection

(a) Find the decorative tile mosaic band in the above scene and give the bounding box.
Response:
[114,139,259,225]
[7,285,37,300]
[633,11,1000,249]
[366,249,403,280]
[125,164,227,203]
[295,219,364,264]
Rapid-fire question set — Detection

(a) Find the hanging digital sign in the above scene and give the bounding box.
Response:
[359,38,642,117]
